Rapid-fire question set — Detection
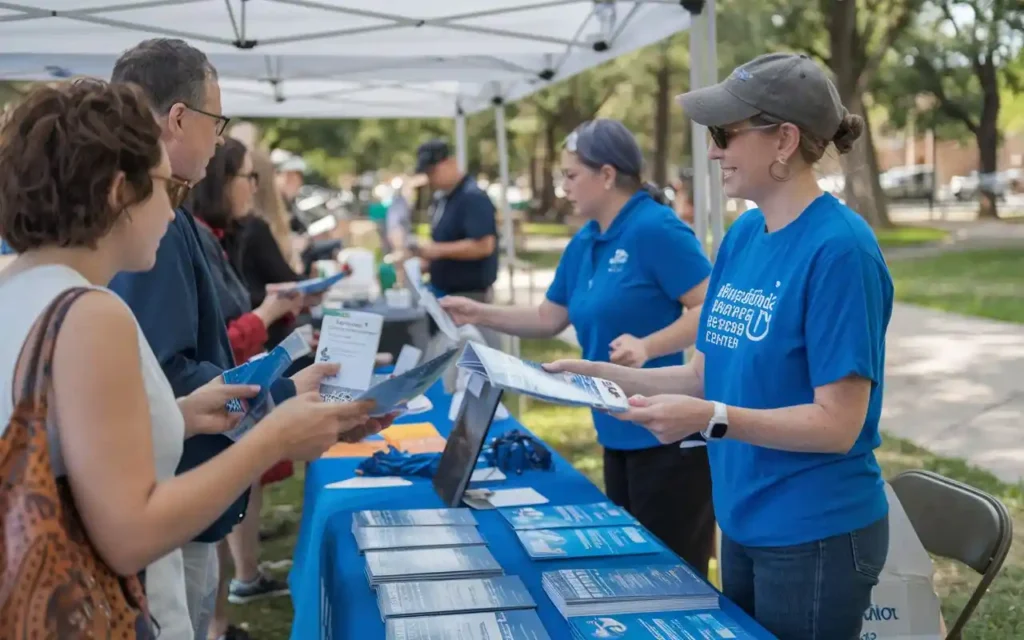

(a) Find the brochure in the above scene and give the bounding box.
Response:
[265,267,350,296]
[385,610,550,640]
[541,564,719,618]
[500,502,636,530]
[317,308,458,416]
[352,508,478,529]
[457,343,629,412]
[316,308,385,402]
[354,525,485,553]
[403,258,460,341]
[221,329,311,440]
[376,575,536,618]
[516,526,663,561]
[568,610,754,640]
[364,546,504,586]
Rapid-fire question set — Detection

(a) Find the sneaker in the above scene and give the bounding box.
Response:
[228,572,290,605]
[215,625,254,640]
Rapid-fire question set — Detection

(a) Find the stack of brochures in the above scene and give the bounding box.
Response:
[385,610,551,640]
[351,508,478,529]
[364,546,504,587]
[376,575,536,618]
[542,564,719,618]
[354,526,484,553]
[516,526,663,560]
[568,610,754,640]
[457,342,629,412]
[499,502,637,530]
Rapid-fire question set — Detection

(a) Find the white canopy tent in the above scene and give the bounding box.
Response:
[0,1,727,307]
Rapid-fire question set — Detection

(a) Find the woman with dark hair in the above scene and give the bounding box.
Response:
[441,118,716,576]
[547,53,891,639]
[0,80,377,638]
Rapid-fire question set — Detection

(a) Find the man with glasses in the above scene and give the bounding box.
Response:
[108,38,333,640]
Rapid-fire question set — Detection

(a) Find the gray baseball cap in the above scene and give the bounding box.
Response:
[676,53,846,141]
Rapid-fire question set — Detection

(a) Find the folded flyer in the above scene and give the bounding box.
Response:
[403,258,460,341]
[364,546,504,586]
[352,508,478,529]
[568,610,754,640]
[457,342,628,412]
[385,610,550,640]
[542,564,718,618]
[317,308,457,416]
[221,329,311,440]
[266,266,350,296]
[500,502,637,530]
[516,526,663,561]
[354,525,485,553]
[376,575,536,618]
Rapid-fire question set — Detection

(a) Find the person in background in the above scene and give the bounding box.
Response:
[273,152,309,235]
[0,79,379,640]
[547,53,891,640]
[189,139,304,638]
[674,172,695,225]
[250,147,302,272]
[441,119,715,575]
[385,177,414,254]
[107,38,340,640]
[368,188,390,252]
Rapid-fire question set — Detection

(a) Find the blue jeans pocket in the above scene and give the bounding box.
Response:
[850,516,889,581]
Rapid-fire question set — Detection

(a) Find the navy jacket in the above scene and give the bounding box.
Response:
[110,208,296,543]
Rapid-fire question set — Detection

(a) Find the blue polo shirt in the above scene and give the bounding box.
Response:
[698,193,891,547]
[429,175,498,294]
[547,191,711,450]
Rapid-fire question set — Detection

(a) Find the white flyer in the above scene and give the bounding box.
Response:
[316,309,384,402]
[403,258,460,341]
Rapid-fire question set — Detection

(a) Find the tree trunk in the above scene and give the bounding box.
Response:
[652,44,671,186]
[541,119,558,221]
[837,97,892,227]
[975,59,1001,219]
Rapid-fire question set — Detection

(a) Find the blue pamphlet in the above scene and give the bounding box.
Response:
[500,502,636,530]
[267,271,347,296]
[568,610,754,639]
[516,526,663,560]
[376,575,536,618]
[365,546,503,586]
[221,330,310,440]
[354,525,484,552]
[542,565,718,617]
[352,508,477,529]
[385,610,550,640]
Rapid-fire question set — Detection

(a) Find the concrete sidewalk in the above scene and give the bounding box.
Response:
[493,264,1024,485]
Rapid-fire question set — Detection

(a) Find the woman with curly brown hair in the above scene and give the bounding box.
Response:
[0,80,381,638]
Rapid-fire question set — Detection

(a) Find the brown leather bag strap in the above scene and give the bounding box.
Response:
[15,286,93,409]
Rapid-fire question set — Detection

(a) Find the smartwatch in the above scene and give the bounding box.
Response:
[702,401,729,440]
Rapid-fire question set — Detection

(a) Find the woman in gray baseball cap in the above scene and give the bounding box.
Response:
[547,54,893,640]
[442,118,717,576]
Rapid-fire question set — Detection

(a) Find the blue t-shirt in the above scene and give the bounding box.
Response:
[698,193,891,547]
[547,191,711,450]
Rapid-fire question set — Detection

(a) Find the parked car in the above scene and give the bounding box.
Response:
[949,170,1020,201]
[880,165,935,200]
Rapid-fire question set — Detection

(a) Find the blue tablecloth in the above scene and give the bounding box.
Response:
[289,382,775,640]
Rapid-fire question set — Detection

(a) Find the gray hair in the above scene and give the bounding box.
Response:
[565,119,644,189]
[111,38,217,114]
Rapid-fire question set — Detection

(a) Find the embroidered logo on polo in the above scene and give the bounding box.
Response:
[704,281,778,349]
[608,248,629,273]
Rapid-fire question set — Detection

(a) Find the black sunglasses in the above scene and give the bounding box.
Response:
[184,104,230,136]
[708,123,780,149]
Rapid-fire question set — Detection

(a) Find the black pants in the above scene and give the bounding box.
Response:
[604,443,715,577]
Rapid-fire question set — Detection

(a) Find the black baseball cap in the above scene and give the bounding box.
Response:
[415,139,452,174]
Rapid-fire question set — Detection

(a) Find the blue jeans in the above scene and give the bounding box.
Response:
[722,516,888,640]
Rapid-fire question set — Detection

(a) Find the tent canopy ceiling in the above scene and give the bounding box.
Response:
[0,1,692,118]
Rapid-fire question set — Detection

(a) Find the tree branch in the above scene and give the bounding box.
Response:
[855,0,921,94]
[914,56,979,134]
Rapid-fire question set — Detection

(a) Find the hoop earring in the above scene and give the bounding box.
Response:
[769,160,791,182]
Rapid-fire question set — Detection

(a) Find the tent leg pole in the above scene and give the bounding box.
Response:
[455,109,468,173]
[704,0,725,260]
[689,10,710,257]
[495,101,518,358]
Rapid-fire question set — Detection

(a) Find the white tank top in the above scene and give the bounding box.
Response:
[0,265,193,640]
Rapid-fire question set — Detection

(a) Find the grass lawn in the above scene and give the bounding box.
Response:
[415,221,571,239]
[232,335,1024,638]
[890,248,1024,323]
[875,225,950,249]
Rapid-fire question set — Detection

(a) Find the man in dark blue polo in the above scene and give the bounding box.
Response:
[413,140,499,307]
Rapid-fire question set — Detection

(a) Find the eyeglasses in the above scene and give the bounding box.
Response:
[184,104,230,136]
[707,123,780,149]
[235,172,259,186]
[152,174,193,208]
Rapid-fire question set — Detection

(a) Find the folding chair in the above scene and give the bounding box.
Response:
[889,470,1014,639]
